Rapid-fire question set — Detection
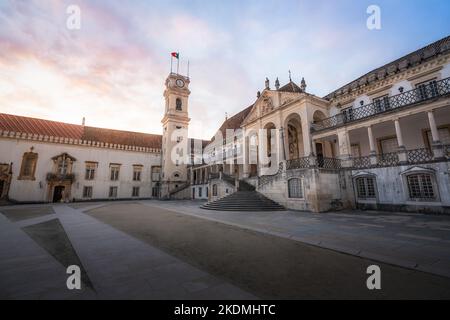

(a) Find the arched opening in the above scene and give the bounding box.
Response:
[263,122,276,158]
[313,110,327,124]
[284,114,303,160]
[176,98,182,111]
[248,132,258,177]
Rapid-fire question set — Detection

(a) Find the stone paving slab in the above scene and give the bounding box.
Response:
[0,204,256,299]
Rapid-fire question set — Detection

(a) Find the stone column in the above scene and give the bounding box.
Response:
[337,129,352,168]
[428,110,444,159]
[368,125,378,165]
[243,136,249,178]
[394,119,405,148]
[394,119,407,163]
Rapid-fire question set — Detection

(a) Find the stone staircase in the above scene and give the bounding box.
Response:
[201,190,285,211]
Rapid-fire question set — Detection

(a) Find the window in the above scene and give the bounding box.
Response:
[133,166,142,181]
[85,163,96,180]
[151,166,161,182]
[110,165,120,181]
[57,157,68,175]
[109,186,118,198]
[351,144,361,158]
[373,95,390,112]
[288,178,304,199]
[342,107,354,122]
[132,187,140,197]
[355,177,376,199]
[379,137,398,154]
[176,98,182,111]
[407,174,435,200]
[152,186,159,197]
[83,186,93,198]
[198,187,202,197]
[19,151,38,180]
[206,187,209,197]
[212,184,218,196]
[416,80,439,101]
[426,126,450,148]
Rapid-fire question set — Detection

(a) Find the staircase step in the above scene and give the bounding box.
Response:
[201,190,285,212]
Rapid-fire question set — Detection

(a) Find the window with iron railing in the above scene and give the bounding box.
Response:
[407,173,436,200]
[355,177,376,199]
[416,80,439,101]
[373,95,390,112]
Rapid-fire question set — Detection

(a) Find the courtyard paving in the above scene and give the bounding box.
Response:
[1,200,450,299]
[143,200,450,279]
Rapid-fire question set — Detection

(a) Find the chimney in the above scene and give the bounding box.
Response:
[82,117,86,126]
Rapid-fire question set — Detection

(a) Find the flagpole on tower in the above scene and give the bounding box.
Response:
[187,60,190,78]
[177,52,180,75]
[170,55,173,74]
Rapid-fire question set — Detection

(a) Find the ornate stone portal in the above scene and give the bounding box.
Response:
[0,163,12,200]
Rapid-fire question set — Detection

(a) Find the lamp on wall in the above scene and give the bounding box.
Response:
[399,86,404,93]
[360,100,364,106]
[39,181,43,189]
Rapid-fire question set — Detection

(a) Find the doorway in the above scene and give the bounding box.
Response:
[316,143,324,167]
[53,186,65,203]
[0,180,4,198]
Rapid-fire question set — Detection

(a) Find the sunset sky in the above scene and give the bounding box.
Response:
[1,0,449,139]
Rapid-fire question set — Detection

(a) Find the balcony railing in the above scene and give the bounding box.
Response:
[46,172,75,182]
[313,77,450,132]
[376,152,400,167]
[286,156,342,170]
[407,148,433,164]
[352,155,372,169]
[286,157,310,170]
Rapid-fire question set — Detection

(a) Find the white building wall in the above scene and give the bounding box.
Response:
[0,138,161,202]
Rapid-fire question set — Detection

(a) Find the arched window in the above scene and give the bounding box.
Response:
[288,178,303,199]
[406,173,436,200]
[19,151,38,180]
[355,176,376,199]
[176,98,182,111]
[212,184,218,196]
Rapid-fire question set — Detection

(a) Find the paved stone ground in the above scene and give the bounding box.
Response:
[0,203,254,300]
[1,200,450,299]
[84,202,450,299]
[143,200,450,279]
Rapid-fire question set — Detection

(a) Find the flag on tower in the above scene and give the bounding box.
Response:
[171,52,179,59]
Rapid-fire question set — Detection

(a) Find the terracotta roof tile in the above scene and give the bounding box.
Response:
[0,113,162,149]
[215,105,253,139]
[278,81,302,93]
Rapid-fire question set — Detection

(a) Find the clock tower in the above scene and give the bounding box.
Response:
[160,73,191,198]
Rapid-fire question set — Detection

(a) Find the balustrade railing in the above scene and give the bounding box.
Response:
[376,152,400,167]
[407,148,433,164]
[46,172,75,182]
[319,157,342,170]
[313,77,450,131]
[286,157,310,170]
[352,156,372,169]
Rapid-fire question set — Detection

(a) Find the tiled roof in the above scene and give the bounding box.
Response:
[278,81,302,93]
[214,105,253,139]
[0,113,162,149]
[324,35,450,100]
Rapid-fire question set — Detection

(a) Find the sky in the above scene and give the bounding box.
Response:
[0,0,449,140]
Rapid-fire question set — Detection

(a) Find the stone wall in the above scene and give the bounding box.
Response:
[351,161,450,214]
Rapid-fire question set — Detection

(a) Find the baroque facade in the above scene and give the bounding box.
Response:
[1,35,450,214]
[191,35,450,214]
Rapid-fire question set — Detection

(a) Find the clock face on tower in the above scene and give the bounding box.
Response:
[175,79,185,88]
